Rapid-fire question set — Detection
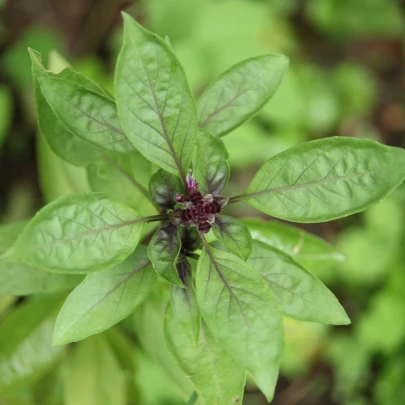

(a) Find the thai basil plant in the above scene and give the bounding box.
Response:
[1,12,405,404]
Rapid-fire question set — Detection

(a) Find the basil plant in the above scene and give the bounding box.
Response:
[2,12,405,404]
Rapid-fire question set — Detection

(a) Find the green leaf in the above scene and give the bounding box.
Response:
[194,130,230,195]
[165,302,245,405]
[198,54,288,137]
[0,296,64,393]
[170,263,200,344]
[196,244,283,401]
[53,245,156,345]
[0,222,83,296]
[212,215,252,261]
[148,223,183,286]
[39,76,135,153]
[10,193,144,274]
[0,85,12,148]
[241,137,405,222]
[63,334,126,405]
[248,240,350,324]
[87,150,155,216]
[243,217,344,278]
[149,169,183,209]
[115,13,198,181]
[29,49,100,166]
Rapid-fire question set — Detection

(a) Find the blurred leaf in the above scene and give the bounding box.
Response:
[10,193,144,274]
[115,13,197,180]
[243,217,344,281]
[63,334,126,405]
[243,137,405,222]
[0,85,12,148]
[0,296,64,393]
[53,245,156,345]
[248,240,350,324]
[133,288,195,397]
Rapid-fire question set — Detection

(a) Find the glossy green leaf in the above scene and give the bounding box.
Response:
[53,245,156,345]
[243,217,344,277]
[149,169,183,209]
[115,13,198,181]
[10,193,144,274]
[0,296,64,393]
[212,215,252,261]
[242,137,405,222]
[63,334,126,405]
[194,130,230,195]
[248,240,350,324]
[87,150,155,216]
[39,76,134,153]
[165,303,245,405]
[29,49,100,166]
[0,222,83,296]
[170,264,200,344]
[148,223,183,286]
[196,244,283,401]
[198,54,288,137]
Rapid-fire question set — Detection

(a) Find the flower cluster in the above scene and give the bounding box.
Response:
[170,171,228,234]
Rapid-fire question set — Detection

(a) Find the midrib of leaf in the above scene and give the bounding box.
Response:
[248,256,334,315]
[129,35,186,185]
[66,260,149,328]
[201,239,248,326]
[41,78,126,137]
[233,162,403,202]
[198,69,265,129]
[34,216,150,248]
[100,152,152,203]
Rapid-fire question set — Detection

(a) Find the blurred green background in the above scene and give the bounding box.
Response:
[1,0,405,404]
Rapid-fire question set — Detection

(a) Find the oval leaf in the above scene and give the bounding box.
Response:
[53,245,156,345]
[165,303,245,405]
[0,222,83,296]
[148,223,183,286]
[198,54,288,137]
[29,48,100,166]
[11,193,144,274]
[149,169,183,209]
[115,13,198,180]
[39,76,134,153]
[194,130,230,195]
[212,215,252,260]
[196,244,283,401]
[242,137,405,222]
[248,240,350,324]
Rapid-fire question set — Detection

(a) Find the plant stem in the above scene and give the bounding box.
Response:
[228,194,246,204]
[142,214,169,223]
[187,391,198,405]
[186,252,200,260]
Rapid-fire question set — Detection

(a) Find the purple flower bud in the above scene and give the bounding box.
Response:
[175,194,184,202]
[186,170,199,191]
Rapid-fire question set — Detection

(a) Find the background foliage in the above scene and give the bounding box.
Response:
[1,0,405,404]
